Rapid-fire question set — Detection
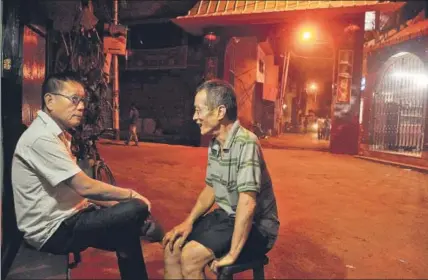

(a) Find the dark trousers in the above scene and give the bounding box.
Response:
[40,199,150,280]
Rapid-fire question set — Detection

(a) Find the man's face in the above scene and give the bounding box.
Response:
[45,81,86,129]
[193,90,220,136]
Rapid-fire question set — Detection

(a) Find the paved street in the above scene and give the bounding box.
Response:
[72,140,428,279]
[260,132,330,151]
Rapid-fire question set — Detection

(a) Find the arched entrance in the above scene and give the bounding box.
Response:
[369,52,427,156]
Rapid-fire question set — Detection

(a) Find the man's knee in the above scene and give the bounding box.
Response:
[180,241,214,275]
[164,241,182,264]
[121,199,149,222]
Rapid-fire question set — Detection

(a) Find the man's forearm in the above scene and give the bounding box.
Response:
[185,185,215,224]
[84,180,133,201]
[68,173,132,201]
[228,192,257,259]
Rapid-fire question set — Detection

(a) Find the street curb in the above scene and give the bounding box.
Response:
[260,144,329,152]
[354,155,428,174]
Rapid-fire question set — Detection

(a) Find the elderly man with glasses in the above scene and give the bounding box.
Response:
[11,72,154,280]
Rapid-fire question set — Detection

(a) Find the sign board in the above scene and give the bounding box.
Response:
[103,35,127,56]
[336,50,354,104]
[125,46,188,70]
[256,45,265,83]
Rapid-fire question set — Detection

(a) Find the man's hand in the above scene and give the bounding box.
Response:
[130,190,152,212]
[162,220,193,251]
[210,253,237,274]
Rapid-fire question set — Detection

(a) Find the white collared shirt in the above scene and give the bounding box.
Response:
[12,110,89,249]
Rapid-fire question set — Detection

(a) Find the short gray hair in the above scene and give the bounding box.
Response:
[196,79,237,121]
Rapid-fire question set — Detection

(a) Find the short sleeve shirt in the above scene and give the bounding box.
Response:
[12,111,90,249]
[205,121,279,248]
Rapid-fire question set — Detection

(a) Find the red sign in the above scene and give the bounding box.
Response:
[336,50,354,103]
[205,57,218,79]
[103,36,127,56]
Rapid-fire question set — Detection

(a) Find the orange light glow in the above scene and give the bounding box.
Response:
[309,83,317,91]
[23,63,45,80]
[302,31,312,40]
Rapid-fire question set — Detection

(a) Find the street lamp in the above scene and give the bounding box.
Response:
[302,31,312,41]
[309,82,317,91]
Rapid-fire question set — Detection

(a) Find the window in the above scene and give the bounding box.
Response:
[364,11,376,31]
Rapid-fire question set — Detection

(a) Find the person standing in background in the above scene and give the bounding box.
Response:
[125,103,139,146]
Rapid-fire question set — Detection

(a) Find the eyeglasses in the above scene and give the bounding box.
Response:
[50,92,89,106]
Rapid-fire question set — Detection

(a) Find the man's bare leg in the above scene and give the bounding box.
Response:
[181,241,215,279]
[164,241,184,279]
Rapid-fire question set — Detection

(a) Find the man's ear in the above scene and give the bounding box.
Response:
[44,94,54,110]
[217,105,227,121]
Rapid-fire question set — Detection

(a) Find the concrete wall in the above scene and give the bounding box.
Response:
[284,90,297,123]
[263,55,279,102]
[231,36,258,129]
[262,55,279,132]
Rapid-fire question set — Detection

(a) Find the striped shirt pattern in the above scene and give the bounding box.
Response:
[205,121,279,249]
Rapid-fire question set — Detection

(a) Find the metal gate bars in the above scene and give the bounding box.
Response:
[369,52,427,157]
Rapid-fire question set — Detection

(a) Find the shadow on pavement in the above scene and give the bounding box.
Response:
[274,229,347,279]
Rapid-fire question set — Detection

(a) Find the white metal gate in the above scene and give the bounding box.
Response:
[369,52,427,157]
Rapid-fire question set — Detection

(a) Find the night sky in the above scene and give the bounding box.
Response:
[400,0,426,20]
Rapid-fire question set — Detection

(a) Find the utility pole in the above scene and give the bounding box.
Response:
[278,51,291,134]
[112,0,120,140]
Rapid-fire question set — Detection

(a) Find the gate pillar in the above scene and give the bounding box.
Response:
[330,15,365,155]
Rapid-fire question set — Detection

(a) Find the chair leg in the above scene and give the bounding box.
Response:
[253,265,265,280]
[68,252,81,269]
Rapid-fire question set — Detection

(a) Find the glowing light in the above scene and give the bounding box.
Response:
[3,58,11,70]
[204,32,217,42]
[391,72,428,87]
[391,52,409,58]
[312,123,318,130]
[23,63,45,80]
[302,31,312,40]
